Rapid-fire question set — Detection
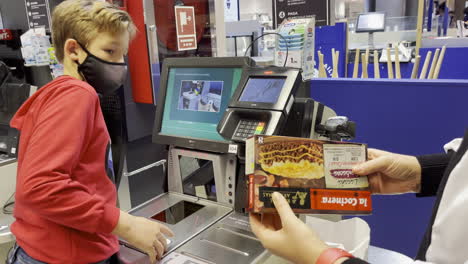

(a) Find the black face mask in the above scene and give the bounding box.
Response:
[76,42,127,95]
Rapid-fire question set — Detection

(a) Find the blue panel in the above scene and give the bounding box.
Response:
[310,78,468,257]
[419,47,468,79]
[315,22,347,77]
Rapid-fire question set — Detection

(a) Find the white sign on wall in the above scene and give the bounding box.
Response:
[224,0,239,22]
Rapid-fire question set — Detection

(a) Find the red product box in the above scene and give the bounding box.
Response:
[246,135,372,215]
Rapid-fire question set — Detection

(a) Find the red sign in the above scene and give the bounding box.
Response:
[174,6,197,51]
[178,36,197,50]
[0,29,13,41]
[311,189,372,212]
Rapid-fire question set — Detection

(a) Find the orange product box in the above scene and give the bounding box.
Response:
[246,135,372,214]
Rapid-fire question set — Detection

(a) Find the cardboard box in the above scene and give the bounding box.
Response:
[246,135,372,214]
[275,17,315,81]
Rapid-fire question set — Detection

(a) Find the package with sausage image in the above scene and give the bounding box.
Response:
[246,135,372,214]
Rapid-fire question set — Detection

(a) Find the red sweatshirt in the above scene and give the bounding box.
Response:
[10,76,120,264]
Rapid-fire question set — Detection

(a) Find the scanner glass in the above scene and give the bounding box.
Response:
[179,156,217,202]
[151,201,204,225]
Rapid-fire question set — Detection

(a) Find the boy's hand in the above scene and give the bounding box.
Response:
[249,192,330,264]
[113,211,174,263]
[353,148,422,194]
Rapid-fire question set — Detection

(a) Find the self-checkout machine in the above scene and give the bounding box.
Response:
[117,57,268,264]
[117,58,352,263]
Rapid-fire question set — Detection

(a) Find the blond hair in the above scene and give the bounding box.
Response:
[52,0,136,62]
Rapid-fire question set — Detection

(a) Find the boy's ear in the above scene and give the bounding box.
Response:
[64,39,81,63]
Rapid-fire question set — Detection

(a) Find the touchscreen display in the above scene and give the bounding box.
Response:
[151,201,204,225]
[356,13,385,31]
[160,67,242,142]
[239,77,286,103]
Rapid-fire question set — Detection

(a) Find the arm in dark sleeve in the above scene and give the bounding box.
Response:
[416,152,453,197]
[343,258,370,264]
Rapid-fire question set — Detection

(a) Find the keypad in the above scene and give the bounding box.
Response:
[232,120,265,141]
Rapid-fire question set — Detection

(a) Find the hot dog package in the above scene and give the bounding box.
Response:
[246,135,372,214]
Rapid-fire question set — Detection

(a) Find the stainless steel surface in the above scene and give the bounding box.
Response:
[118,247,219,264]
[176,212,269,264]
[0,213,15,244]
[147,25,159,65]
[142,0,160,105]
[125,192,232,257]
[0,157,16,167]
[168,148,237,207]
[124,159,166,177]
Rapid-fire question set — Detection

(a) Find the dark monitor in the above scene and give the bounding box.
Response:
[355,12,386,33]
[227,67,301,113]
[153,57,250,153]
[239,77,286,104]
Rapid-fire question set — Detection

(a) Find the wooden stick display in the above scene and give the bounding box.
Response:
[362,48,369,78]
[373,50,380,79]
[394,44,401,79]
[428,48,440,79]
[332,50,339,78]
[433,45,447,79]
[411,55,421,79]
[361,53,368,78]
[386,48,394,79]
[318,51,327,78]
[419,51,432,79]
[353,49,360,78]
[416,0,424,57]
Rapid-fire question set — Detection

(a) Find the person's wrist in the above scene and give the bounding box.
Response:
[297,244,329,264]
[409,156,422,192]
[315,248,353,264]
[112,211,133,238]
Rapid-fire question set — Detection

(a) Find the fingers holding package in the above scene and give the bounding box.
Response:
[250,192,329,264]
[353,148,422,194]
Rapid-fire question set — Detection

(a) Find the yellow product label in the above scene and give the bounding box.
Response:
[261,160,324,179]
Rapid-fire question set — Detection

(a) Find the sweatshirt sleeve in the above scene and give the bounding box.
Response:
[343,258,369,264]
[15,86,120,234]
[415,152,452,197]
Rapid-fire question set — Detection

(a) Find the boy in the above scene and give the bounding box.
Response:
[7,1,173,263]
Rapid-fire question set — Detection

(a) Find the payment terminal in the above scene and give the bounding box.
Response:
[217,66,301,142]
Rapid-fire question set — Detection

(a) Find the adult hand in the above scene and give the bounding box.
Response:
[113,211,174,263]
[353,148,422,194]
[249,192,330,264]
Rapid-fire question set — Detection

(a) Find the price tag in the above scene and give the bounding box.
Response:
[228,144,238,154]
